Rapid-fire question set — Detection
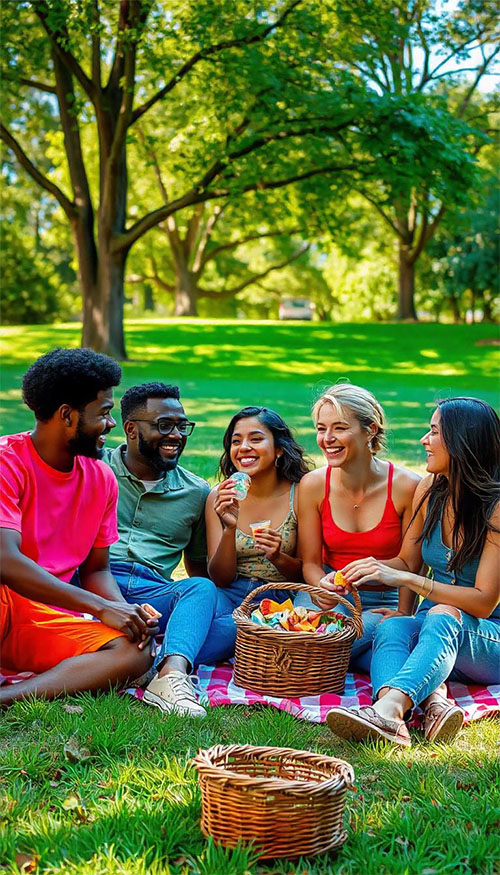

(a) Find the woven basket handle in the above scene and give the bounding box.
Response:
[238,581,363,639]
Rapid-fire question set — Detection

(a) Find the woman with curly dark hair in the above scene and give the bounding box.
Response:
[326,397,500,747]
[200,406,310,662]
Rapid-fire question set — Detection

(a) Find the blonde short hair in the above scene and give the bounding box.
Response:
[312,383,387,454]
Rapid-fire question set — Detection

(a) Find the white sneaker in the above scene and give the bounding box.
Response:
[142,671,207,717]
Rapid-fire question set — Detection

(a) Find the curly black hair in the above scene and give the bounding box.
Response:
[22,348,122,421]
[219,406,311,483]
[121,382,181,423]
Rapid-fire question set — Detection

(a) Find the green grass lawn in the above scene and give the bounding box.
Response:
[1,320,499,874]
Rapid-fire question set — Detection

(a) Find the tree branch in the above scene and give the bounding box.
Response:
[0,123,76,219]
[192,205,224,274]
[91,0,101,88]
[201,227,304,268]
[356,188,403,238]
[198,243,310,299]
[457,47,500,118]
[12,76,57,94]
[34,2,96,102]
[112,160,362,254]
[130,0,302,125]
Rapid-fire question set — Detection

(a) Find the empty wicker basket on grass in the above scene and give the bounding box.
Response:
[232,582,363,697]
[194,743,354,859]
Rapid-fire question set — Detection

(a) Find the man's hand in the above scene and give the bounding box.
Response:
[138,603,162,650]
[96,601,159,643]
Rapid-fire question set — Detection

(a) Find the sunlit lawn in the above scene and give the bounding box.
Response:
[1,320,499,874]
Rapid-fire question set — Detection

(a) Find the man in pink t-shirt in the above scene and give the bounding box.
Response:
[0,348,159,705]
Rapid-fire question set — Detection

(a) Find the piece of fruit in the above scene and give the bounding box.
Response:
[334,570,346,588]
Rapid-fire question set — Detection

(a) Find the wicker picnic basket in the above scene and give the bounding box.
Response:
[232,582,363,697]
[194,743,354,859]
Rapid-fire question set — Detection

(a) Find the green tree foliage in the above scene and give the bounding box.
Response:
[418,164,500,323]
[2,1,497,348]
[326,0,499,318]
[1,166,77,324]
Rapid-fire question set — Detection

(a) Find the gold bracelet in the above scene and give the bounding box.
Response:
[427,578,435,597]
[416,577,430,596]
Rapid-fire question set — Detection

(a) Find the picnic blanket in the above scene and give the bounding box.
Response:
[3,663,499,726]
[128,662,500,726]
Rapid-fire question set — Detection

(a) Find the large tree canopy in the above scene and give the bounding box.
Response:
[2,0,497,353]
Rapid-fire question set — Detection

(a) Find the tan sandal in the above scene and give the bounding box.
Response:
[327,705,411,747]
[423,699,464,742]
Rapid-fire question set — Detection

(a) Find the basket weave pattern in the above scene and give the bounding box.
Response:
[194,743,354,859]
[232,582,363,697]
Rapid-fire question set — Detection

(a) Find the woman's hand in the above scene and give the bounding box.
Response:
[341,557,405,589]
[371,607,407,623]
[309,573,345,610]
[253,527,282,563]
[214,480,240,530]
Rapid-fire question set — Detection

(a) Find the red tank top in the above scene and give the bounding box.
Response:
[321,462,403,570]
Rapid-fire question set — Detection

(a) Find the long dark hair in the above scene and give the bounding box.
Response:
[218,406,311,483]
[417,397,500,572]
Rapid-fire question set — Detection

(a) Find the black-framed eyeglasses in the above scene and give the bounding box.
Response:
[129,418,196,436]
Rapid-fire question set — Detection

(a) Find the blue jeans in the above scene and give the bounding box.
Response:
[295,584,398,674]
[110,560,217,670]
[195,576,296,665]
[370,605,500,706]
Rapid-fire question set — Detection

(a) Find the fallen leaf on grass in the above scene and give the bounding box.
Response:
[61,704,83,715]
[61,793,89,822]
[63,736,90,763]
[15,853,39,872]
[62,793,82,811]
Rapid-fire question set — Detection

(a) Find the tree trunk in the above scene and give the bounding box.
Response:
[397,244,417,320]
[450,293,461,323]
[143,284,155,311]
[174,263,198,316]
[81,245,127,359]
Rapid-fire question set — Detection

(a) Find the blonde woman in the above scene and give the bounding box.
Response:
[298,383,421,672]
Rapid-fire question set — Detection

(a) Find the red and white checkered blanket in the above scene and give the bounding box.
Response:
[129,662,500,725]
[2,664,499,725]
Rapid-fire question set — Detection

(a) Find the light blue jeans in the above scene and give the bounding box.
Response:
[295,582,399,674]
[195,576,297,666]
[371,604,500,705]
[110,560,217,670]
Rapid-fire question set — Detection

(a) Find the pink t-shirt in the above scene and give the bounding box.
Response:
[0,432,118,582]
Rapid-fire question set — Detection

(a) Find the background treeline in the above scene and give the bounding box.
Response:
[1,1,498,356]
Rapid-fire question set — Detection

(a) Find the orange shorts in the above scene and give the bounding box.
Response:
[0,585,125,674]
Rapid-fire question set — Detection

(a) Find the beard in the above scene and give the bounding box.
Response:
[69,418,105,459]
[138,433,181,473]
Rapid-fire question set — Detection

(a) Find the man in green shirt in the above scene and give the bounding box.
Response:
[103,382,217,718]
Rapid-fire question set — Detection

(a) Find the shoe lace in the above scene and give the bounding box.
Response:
[169,673,198,703]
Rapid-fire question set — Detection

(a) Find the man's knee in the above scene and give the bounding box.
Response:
[428,605,462,623]
[180,576,216,599]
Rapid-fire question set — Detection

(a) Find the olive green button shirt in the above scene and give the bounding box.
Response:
[102,445,210,581]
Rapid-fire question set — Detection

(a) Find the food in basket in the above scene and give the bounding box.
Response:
[250,597,346,634]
